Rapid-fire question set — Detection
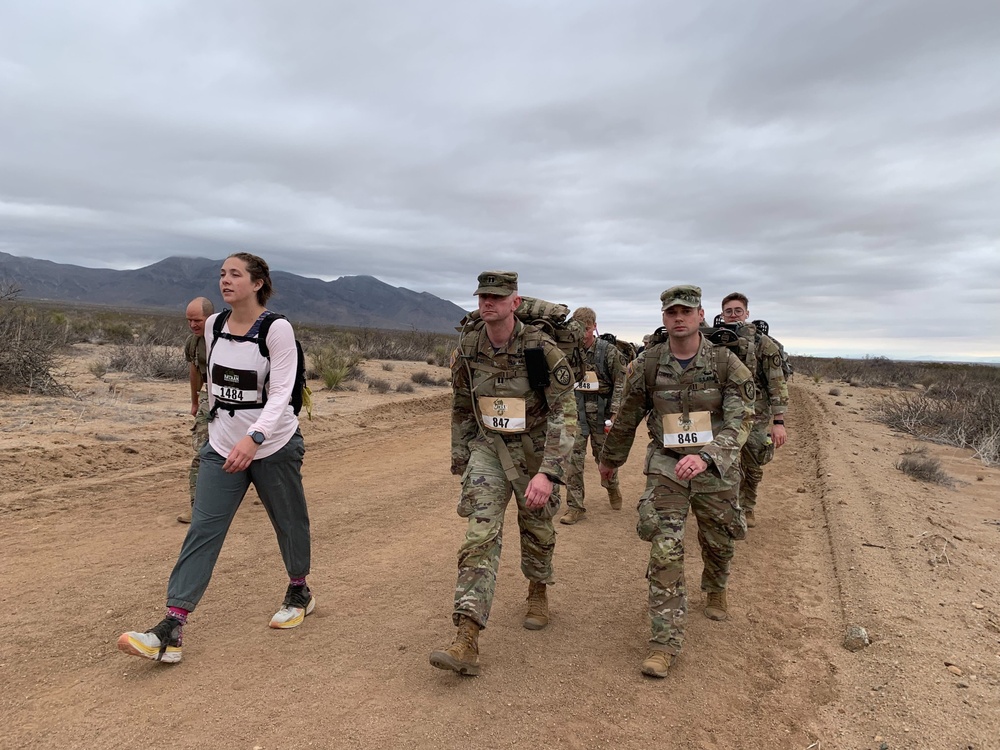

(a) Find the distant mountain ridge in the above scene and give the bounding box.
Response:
[0,252,469,333]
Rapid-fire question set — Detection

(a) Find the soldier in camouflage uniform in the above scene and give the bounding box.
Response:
[178,297,214,524]
[561,307,626,524]
[598,285,754,678]
[430,271,578,677]
[721,292,789,528]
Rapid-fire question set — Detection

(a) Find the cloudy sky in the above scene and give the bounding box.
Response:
[2,0,998,360]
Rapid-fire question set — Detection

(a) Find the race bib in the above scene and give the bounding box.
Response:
[479,396,527,433]
[662,411,714,448]
[211,365,259,404]
[575,371,600,391]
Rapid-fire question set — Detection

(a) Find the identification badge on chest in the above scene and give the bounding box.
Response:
[662,411,714,448]
[211,365,258,404]
[478,396,527,433]
[575,371,600,391]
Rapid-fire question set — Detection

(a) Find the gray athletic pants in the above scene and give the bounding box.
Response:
[166,430,311,612]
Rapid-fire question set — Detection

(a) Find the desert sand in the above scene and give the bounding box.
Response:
[1,345,998,749]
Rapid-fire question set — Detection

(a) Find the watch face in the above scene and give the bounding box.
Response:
[252,432,264,444]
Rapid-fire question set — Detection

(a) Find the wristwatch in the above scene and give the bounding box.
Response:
[250,431,265,445]
[698,451,713,466]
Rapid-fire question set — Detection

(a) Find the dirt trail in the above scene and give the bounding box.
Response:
[2,361,998,749]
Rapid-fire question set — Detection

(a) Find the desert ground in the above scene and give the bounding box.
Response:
[1,345,998,750]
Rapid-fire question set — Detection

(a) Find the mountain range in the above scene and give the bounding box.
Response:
[0,252,469,333]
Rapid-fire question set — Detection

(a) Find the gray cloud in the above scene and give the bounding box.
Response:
[1,0,998,359]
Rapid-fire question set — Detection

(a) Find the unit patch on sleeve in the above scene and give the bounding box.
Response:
[553,366,572,386]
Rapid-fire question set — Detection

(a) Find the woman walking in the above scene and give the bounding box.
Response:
[118,253,314,664]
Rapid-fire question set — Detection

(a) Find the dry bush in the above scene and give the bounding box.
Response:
[895,454,953,486]
[382,362,395,371]
[412,371,449,387]
[106,342,188,379]
[0,304,66,394]
[396,382,415,393]
[828,387,841,396]
[367,377,392,394]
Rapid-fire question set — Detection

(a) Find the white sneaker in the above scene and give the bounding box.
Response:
[117,617,183,663]
[269,585,316,629]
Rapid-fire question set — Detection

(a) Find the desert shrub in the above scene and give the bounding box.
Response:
[877,382,1000,466]
[368,377,392,394]
[381,362,395,371]
[0,304,66,394]
[828,387,841,396]
[396,382,415,393]
[412,371,449,387]
[895,454,953,486]
[101,321,137,344]
[89,359,109,378]
[107,342,187,379]
[311,346,362,390]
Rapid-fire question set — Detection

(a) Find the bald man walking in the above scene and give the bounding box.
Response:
[178,297,214,523]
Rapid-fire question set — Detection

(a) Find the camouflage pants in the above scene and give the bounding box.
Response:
[738,421,774,512]
[565,412,618,512]
[452,438,560,628]
[637,474,741,654]
[188,391,210,505]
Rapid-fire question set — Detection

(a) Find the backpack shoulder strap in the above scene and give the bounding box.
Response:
[211,309,231,347]
[256,312,287,358]
[715,345,729,386]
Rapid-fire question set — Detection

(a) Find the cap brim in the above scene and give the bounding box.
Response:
[474,287,515,296]
[661,299,699,310]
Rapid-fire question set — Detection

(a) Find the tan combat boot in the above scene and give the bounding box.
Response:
[523,581,549,630]
[177,507,192,524]
[608,488,623,510]
[640,649,674,678]
[429,616,481,676]
[745,509,757,528]
[704,590,729,621]
[559,507,585,525]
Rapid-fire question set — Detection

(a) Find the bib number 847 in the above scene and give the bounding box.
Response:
[491,417,509,429]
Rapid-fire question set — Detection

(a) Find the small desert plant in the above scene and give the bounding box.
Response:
[311,346,362,390]
[828,387,841,396]
[368,377,392,394]
[89,359,109,378]
[412,371,449,387]
[895,454,953,486]
[0,303,66,394]
[381,362,395,371]
[396,382,415,393]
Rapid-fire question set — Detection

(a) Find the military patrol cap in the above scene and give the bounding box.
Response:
[474,270,518,297]
[660,284,702,310]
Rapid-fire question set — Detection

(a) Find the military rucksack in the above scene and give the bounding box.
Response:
[457,296,587,388]
[751,319,793,379]
[596,332,637,366]
[210,310,313,420]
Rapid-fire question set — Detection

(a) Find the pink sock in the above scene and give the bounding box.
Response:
[290,577,306,588]
[167,606,189,624]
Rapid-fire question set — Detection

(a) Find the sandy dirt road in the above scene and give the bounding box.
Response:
[2,354,998,750]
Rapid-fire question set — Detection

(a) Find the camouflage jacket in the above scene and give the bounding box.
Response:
[750,329,789,422]
[451,319,578,483]
[600,333,754,490]
[575,337,626,417]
